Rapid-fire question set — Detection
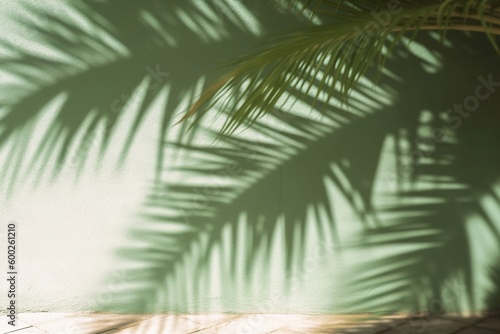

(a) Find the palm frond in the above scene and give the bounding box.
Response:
[183,0,500,134]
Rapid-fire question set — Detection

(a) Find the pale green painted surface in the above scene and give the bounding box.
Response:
[0,0,499,314]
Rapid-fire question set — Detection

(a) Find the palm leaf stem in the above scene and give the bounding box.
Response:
[393,23,500,34]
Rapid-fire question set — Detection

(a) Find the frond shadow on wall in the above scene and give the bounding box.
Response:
[334,33,500,315]
[0,0,308,194]
[96,60,396,314]
[487,256,500,311]
[3,0,499,323]
[98,32,499,318]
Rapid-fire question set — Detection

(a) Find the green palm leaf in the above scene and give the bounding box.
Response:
[183,0,500,134]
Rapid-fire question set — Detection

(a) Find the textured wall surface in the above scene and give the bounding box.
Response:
[0,0,499,314]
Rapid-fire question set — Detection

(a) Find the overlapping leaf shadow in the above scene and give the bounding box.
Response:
[99,76,392,313]
[0,0,307,193]
[2,0,499,328]
[100,33,500,323]
[98,32,496,319]
[488,255,500,310]
[335,33,500,315]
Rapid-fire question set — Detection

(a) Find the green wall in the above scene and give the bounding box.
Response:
[1,0,499,314]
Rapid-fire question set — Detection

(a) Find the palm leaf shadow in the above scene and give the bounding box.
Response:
[96,37,445,313]
[100,32,500,317]
[335,33,500,315]
[0,0,306,193]
[1,0,498,329]
[487,255,500,311]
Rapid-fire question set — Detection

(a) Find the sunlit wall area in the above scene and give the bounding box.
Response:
[0,0,499,314]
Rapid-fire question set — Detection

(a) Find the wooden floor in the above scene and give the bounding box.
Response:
[1,313,499,333]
